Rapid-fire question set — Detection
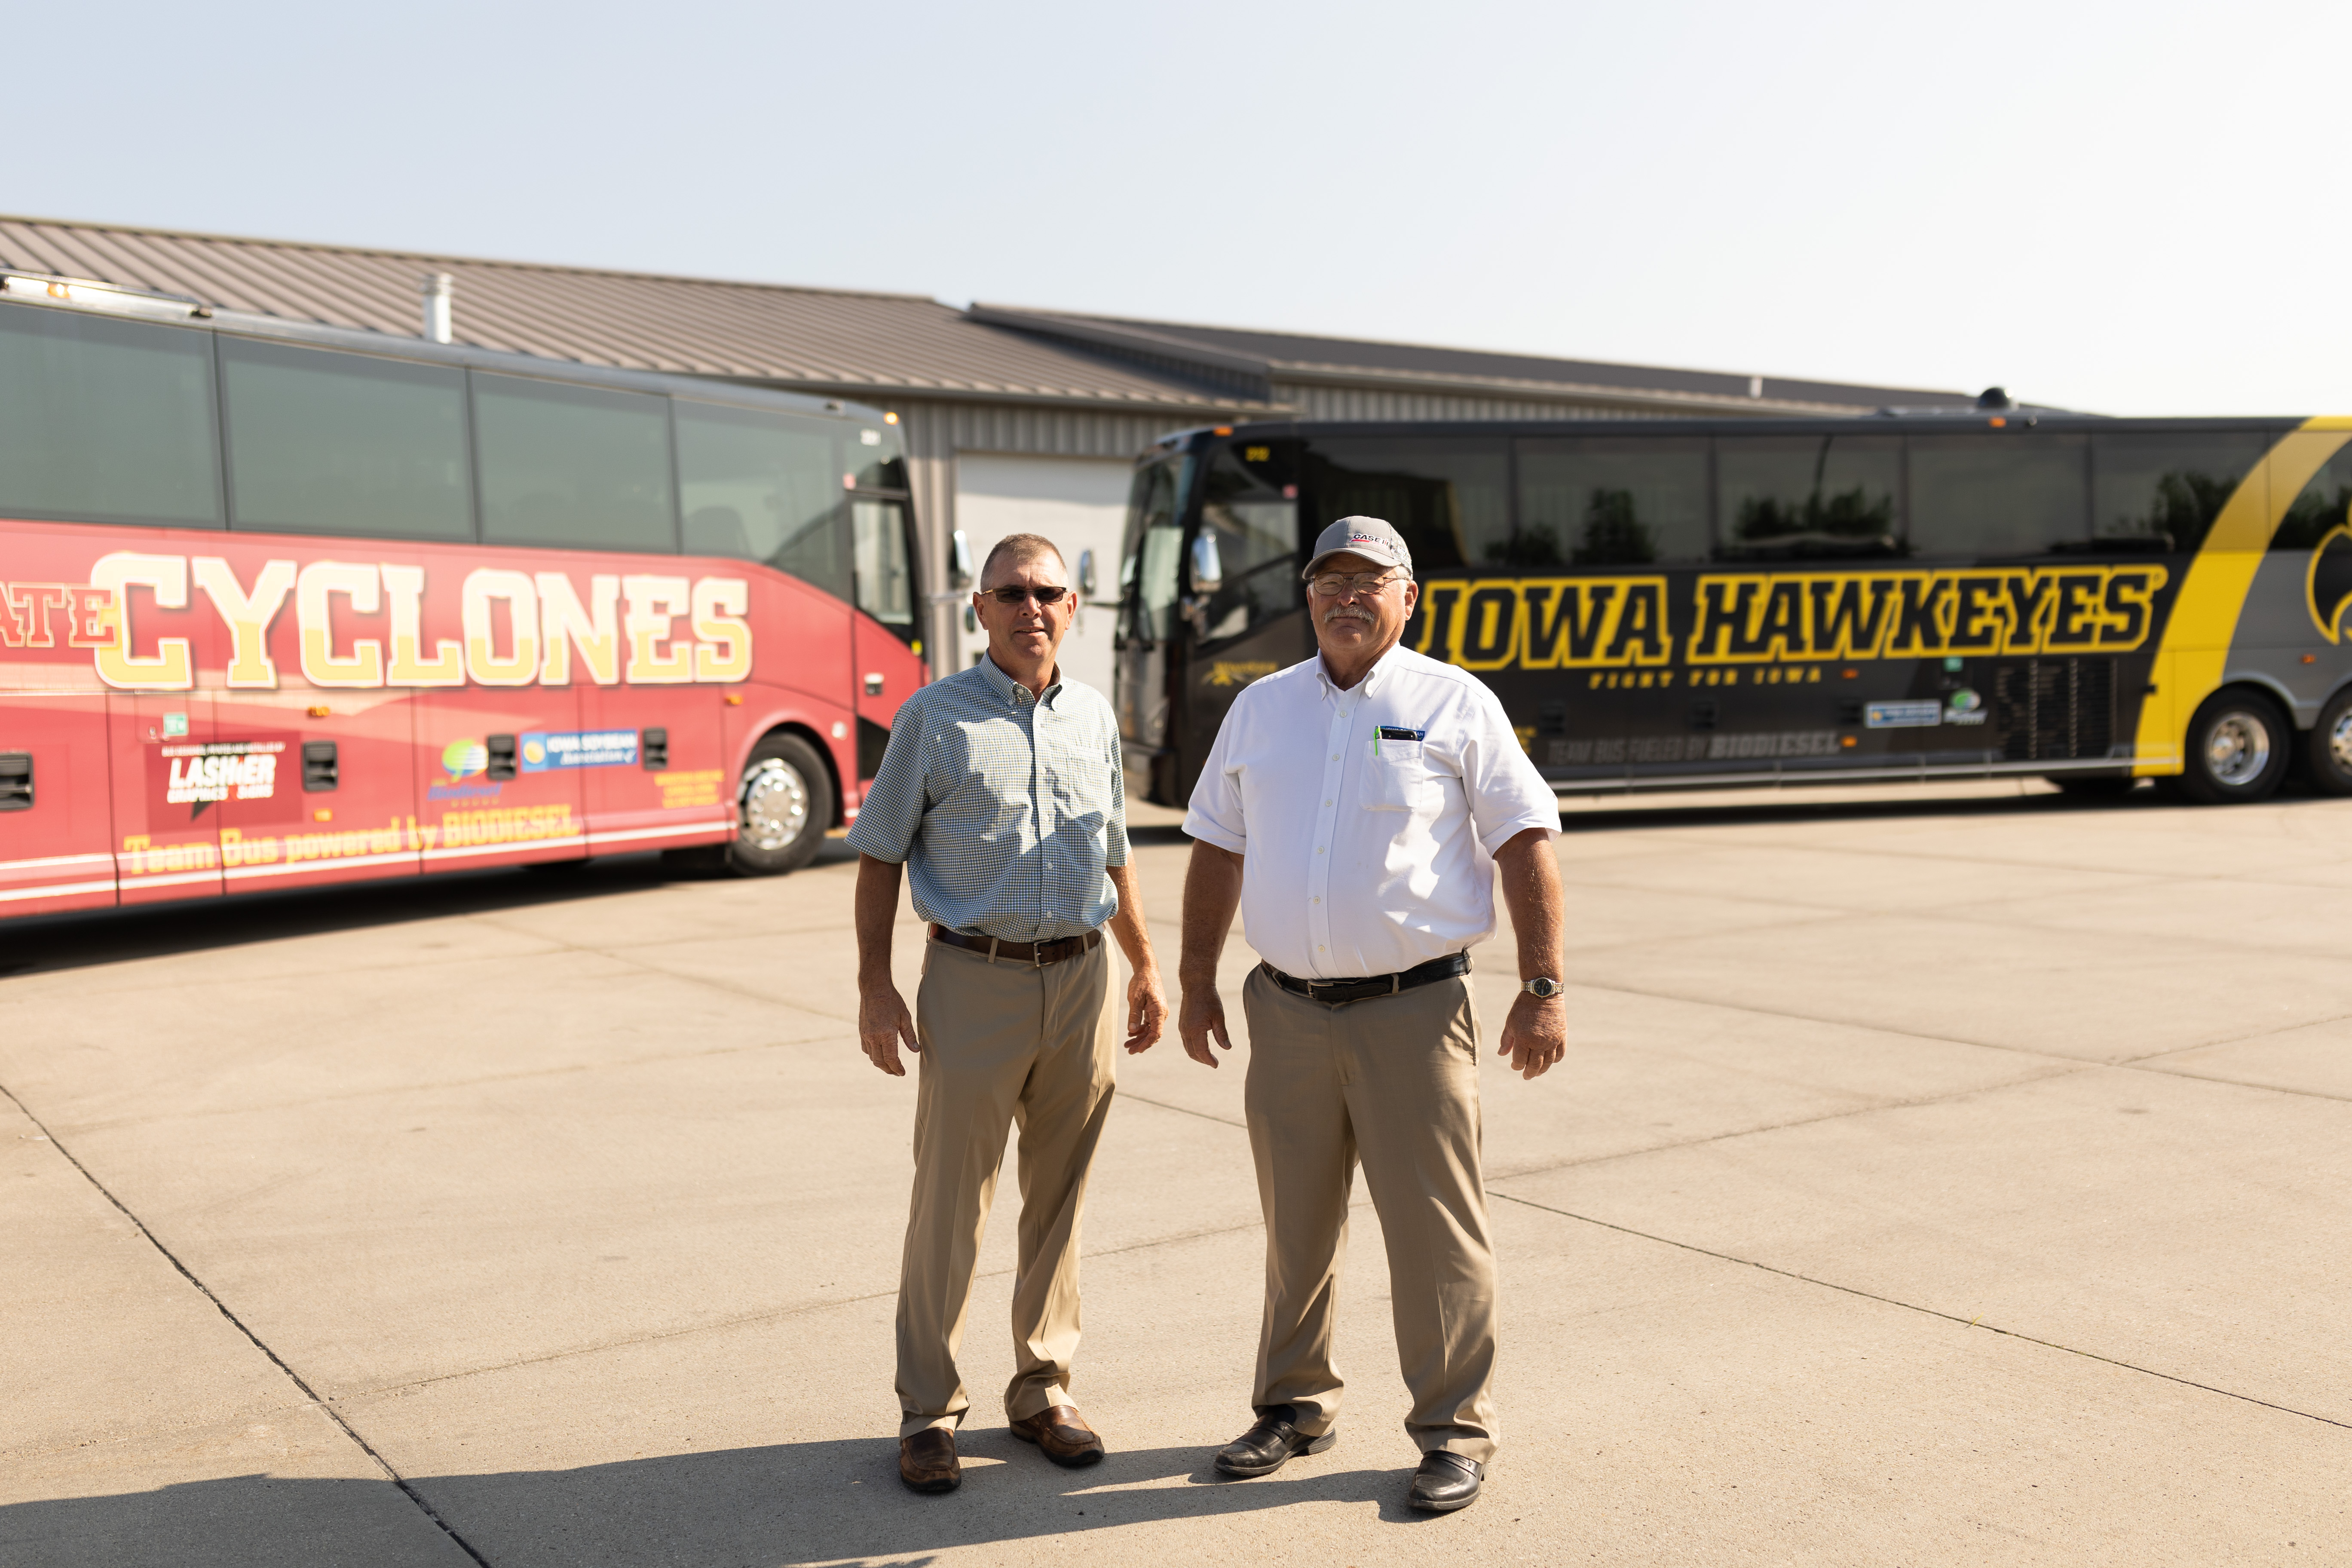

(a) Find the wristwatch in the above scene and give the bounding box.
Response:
[1522,977,1563,998]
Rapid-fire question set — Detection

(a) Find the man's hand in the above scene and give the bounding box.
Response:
[860,982,920,1076]
[1124,967,1170,1054]
[1497,991,1566,1081]
[1178,984,1233,1068]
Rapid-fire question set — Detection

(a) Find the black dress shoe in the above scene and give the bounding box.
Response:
[1213,1405,1337,1477]
[1409,1450,1483,1512]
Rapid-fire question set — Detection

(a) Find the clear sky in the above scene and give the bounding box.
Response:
[10,0,2347,415]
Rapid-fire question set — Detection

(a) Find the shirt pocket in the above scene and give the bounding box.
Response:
[1362,740,1436,812]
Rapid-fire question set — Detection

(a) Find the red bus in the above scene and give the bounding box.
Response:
[0,270,927,919]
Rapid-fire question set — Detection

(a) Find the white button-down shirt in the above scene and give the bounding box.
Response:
[1183,645,1559,980]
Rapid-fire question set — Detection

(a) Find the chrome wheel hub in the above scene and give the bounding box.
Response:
[2205,713,2272,786]
[2330,712,2352,773]
[740,758,809,851]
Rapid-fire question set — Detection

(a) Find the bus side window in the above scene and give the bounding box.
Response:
[677,401,852,600]
[1124,459,1185,646]
[2092,431,2269,554]
[474,372,678,553]
[1516,437,1707,567]
[0,304,222,528]
[1298,437,1506,570]
[1908,433,2089,558]
[1715,435,1901,561]
[221,337,472,541]
[2275,444,2352,554]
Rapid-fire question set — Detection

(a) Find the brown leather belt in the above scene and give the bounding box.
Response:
[930,924,1103,966]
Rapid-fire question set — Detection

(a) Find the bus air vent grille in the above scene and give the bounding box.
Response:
[1991,658,2113,762]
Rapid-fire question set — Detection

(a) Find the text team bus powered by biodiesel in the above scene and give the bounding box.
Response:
[0,271,924,918]
[1115,412,2352,810]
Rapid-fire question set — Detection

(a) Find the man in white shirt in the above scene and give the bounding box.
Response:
[1178,515,1566,1515]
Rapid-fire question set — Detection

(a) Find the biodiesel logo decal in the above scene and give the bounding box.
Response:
[2306,527,2352,642]
[441,738,489,781]
[1413,566,2168,671]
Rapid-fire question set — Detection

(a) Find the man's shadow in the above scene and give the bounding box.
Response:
[1,1432,1446,1568]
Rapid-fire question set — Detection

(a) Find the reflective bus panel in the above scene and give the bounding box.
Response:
[0,289,925,917]
[1116,416,2352,812]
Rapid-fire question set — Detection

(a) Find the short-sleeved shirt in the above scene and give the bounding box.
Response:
[1182,645,1557,979]
[845,654,1128,942]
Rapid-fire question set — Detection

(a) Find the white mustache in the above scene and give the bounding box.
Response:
[1321,605,1376,624]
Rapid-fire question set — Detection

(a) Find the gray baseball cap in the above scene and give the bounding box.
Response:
[1302,515,1414,579]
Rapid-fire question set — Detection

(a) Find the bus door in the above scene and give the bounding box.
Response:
[0,690,116,915]
[110,692,224,905]
[1175,441,1306,803]
[1115,457,1186,806]
[850,498,923,803]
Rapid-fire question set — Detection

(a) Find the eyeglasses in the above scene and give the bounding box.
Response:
[1309,572,1402,597]
[984,585,1071,605]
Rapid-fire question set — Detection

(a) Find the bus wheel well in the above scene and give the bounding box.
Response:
[754,722,845,828]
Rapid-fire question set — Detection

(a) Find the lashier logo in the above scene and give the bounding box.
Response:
[2307,526,2352,641]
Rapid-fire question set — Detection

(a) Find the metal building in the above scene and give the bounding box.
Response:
[0,215,1971,688]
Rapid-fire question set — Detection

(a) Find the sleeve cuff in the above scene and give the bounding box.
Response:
[1183,813,1247,854]
[1477,815,1559,856]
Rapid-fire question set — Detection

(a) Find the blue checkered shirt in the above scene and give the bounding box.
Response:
[845,655,1128,941]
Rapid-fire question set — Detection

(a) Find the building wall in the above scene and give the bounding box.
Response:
[952,454,1134,697]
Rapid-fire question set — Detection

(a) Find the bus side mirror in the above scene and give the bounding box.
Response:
[950,530,974,590]
[1189,532,1223,595]
[1078,548,1097,597]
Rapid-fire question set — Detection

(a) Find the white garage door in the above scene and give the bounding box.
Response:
[954,453,1135,700]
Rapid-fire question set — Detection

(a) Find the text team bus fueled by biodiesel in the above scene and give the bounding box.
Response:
[1115,410,2352,809]
[0,271,925,918]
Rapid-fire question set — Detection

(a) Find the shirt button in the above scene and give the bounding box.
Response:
[1316,846,1325,854]
[1317,944,1326,951]
[1330,753,1339,761]
[1312,896,1321,904]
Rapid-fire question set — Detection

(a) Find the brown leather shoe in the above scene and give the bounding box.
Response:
[1008,1404,1106,1467]
[898,1427,961,1493]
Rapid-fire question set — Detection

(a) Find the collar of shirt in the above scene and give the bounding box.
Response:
[1313,645,1398,706]
[978,650,1063,710]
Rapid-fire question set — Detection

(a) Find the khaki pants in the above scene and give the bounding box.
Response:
[1240,965,1498,1463]
[896,935,1117,1439]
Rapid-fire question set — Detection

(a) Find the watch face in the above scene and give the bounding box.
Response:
[1526,977,1562,998]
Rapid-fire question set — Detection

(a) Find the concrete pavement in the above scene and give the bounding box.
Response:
[2,781,2348,1565]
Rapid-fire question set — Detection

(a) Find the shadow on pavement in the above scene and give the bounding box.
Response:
[0,1434,1439,1567]
[0,839,859,982]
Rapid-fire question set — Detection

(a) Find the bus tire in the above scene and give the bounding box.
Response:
[2306,687,2352,796]
[723,733,833,876]
[2171,689,2291,804]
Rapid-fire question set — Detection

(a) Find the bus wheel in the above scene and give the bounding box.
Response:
[2306,687,2352,796]
[727,734,833,875]
[2170,689,2291,804]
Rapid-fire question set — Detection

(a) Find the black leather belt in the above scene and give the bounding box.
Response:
[1261,952,1469,1006]
[931,925,1103,966]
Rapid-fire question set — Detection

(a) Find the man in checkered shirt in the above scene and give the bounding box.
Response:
[847,532,1167,1495]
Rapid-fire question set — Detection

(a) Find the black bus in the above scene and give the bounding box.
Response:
[1114,411,2352,809]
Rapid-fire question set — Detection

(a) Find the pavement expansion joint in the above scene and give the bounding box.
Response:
[0,1077,500,1568]
[1484,1185,2352,1433]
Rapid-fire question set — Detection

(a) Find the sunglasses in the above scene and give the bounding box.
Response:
[985,585,1071,605]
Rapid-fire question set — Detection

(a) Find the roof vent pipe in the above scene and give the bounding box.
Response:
[422,273,454,344]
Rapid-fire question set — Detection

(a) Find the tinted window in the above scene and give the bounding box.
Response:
[852,498,916,630]
[1716,434,1900,560]
[1302,438,1507,570]
[1123,459,1185,644]
[1517,437,1707,566]
[475,373,677,551]
[2276,442,2352,551]
[847,421,910,492]
[2092,430,2267,553]
[0,305,220,527]
[1908,433,2088,557]
[1195,444,1300,642]
[677,401,849,598]
[222,338,471,540]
